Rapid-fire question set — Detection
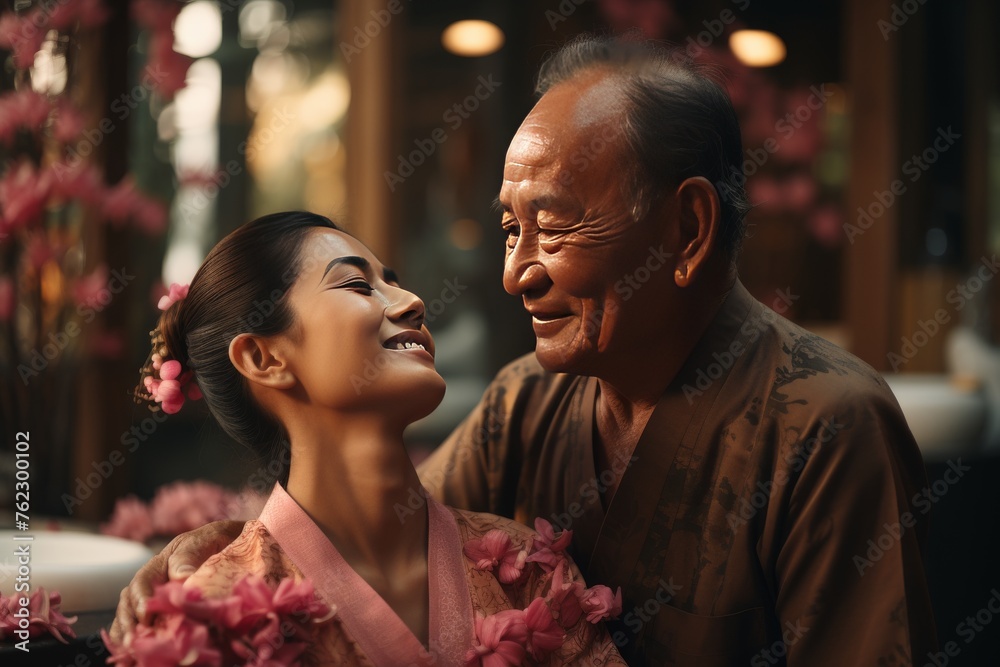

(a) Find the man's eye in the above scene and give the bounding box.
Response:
[501,219,519,248]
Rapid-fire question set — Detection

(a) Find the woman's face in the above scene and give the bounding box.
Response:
[277,228,445,421]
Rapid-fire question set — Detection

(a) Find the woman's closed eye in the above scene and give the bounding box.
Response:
[339,279,374,293]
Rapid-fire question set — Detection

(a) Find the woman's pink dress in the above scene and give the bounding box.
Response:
[182,483,626,666]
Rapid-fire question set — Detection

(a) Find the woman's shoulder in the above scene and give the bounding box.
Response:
[182,519,300,596]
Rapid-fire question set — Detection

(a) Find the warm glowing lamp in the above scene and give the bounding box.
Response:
[729,29,786,67]
[441,20,505,57]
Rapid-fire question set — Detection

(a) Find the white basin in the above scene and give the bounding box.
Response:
[0,531,153,613]
[882,374,988,461]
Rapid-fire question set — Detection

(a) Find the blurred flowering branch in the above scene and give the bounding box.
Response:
[0,0,190,514]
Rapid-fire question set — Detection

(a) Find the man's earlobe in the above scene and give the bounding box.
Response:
[229,334,295,389]
[673,176,722,286]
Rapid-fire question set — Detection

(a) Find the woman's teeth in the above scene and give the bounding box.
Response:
[395,342,426,351]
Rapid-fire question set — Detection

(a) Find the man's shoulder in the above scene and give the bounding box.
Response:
[756,313,899,411]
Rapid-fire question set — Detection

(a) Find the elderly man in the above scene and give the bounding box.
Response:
[114,36,936,665]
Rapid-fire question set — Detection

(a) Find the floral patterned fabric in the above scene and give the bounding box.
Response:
[180,483,626,666]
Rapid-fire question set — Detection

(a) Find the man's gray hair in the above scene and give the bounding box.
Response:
[536,34,752,259]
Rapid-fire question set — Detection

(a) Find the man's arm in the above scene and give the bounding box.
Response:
[109,520,245,641]
[772,399,938,666]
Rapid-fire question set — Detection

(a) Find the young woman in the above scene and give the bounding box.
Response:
[106,212,626,666]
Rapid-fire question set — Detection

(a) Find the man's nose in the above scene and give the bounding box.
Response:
[502,239,550,296]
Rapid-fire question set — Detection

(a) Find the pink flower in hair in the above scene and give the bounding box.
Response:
[157,282,189,311]
[464,610,527,667]
[578,584,623,624]
[463,530,530,585]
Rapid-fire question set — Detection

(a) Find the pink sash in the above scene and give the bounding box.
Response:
[258,483,474,666]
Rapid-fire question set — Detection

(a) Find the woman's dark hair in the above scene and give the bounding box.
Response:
[137,211,340,484]
[535,34,751,259]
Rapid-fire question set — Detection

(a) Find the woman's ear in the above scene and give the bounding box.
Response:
[229,333,295,389]
[672,176,722,287]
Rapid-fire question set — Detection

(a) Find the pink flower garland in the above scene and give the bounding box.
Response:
[0,588,78,643]
[100,575,336,667]
[463,518,623,666]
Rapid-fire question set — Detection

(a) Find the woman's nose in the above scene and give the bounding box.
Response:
[384,284,425,327]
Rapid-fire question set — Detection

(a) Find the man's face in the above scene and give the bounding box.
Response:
[498,72,679,375]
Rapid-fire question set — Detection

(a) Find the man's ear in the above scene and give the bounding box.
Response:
[228,333,295,390]
[672,176,722,288]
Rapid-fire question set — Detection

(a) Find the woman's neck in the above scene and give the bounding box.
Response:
[283,414,428,579]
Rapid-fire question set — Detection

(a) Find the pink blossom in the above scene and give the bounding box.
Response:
[526,518,572,572]
[522,597,564,661]
[71,264,110,310]
[463,530,530,584]
[0,587,78,643]
[52,102,85,143]
[545,560,584,628]
[808,204,843,249]
[48,161,104,207]
[149,480,241,537]
[102,575,333,667]
[129,613,221,667]
[0,277,14,321]
[100,495,155,543]
[0,12,47,69]
[157,282,188,310]
[145,33,192,99]
[24,233,59,270]
[0,89,52,143]
[47,0,110,31]
[578,585,623,624]
[464,610,528,667]
[101,176,167,234]
[131,0,182,31]
[0,161,53,235]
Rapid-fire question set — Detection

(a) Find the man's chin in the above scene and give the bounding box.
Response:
[533,340,589,375]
